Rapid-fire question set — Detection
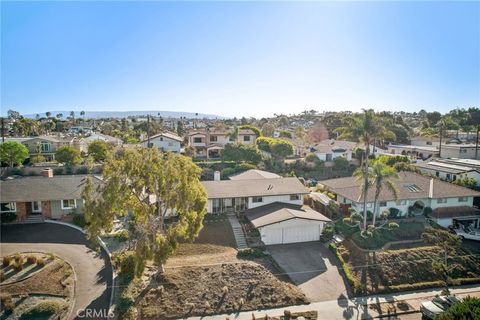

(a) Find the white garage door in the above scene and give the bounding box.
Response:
[261,222,322,245]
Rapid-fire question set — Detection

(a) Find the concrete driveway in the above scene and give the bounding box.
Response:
[1,223,113,319]
[267,242,349,302]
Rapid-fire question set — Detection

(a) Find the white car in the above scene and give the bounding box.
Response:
[454,229,480,241]
[420,296,462,319]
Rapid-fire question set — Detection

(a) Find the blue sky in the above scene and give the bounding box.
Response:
[1,1,479,118]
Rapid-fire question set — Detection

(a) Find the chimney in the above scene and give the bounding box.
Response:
[214,171,221,181]
[42,168,53,178]
[429,178,434,198]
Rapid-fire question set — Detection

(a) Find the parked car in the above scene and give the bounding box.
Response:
[454,229,480,241]
[420,296,462,319]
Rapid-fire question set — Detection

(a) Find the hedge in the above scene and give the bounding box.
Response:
[328,243,363,294]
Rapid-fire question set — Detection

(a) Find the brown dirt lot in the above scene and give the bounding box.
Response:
[194,217,237,247]
[339,242,480,294]
[138,262,308,319]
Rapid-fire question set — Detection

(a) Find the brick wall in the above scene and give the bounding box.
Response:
[41,201,52,219]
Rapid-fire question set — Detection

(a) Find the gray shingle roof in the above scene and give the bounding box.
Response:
[245,202,331,228]
[320,171,480,203]
[201,177,308,199]
[0,175,101,202]
[229,170,281,180]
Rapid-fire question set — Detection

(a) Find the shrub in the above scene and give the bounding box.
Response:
[76,166,88,174]
[114,229,130,242]
[237,248,266,259]
[13,261,23,271]
[26,255,37,264]
[14,254,23,264]
[328,242,337,253]
[53,167,64,175]
[117,280,141,314]
[2,256,12,267]
[423,206,433,217]
[388,222,399,229]
[20,301,62,319]
[73,214,86,228]
[3,299,15,313]
[0,211,17,224]
[329,244,363,294]
[0,270,5,282]
[320,225,334,242]
[0,293,12,304]
[36,258,45,267]
[436,297,480,320]
[115,251,137,279]
[388,207,401,219]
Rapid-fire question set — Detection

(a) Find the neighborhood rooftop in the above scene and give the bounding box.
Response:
[201,177,308,199]
[320,171,480,203]
[229,169,281,180]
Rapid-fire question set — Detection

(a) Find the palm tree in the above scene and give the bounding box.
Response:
[369,162,399,227]
[335,109,395,230]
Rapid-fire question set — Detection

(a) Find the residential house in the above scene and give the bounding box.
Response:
[387,144,439,160]
[440,144,480,160]
[229,169,281,180]
[84,133,123,147]
[310,139,385,162]
[187,128,257,158]
[320,171,480,229]
[410,136,440,147]
[140,131,183,153]
[415,158,480,185]
[0,169,101,222]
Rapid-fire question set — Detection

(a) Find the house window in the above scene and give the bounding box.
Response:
[159,137,163,141]
[194,137,202,143]
[210,136,218,142]
[460,148,467,154]
[0,202,16,213]
[252,197,263,203]
[446,173,451,180]
[379,201,387,207]
[61,199,77,209]
[40,141,50,152]
[426,141,432,145]
[290,194,300,201]
[32,201,41,212]
[147,142,154,148]
[435,172,439,177]
[168,142,174,147]
[243,135,251,142]
[458,197,468,202]
[437,198,447,204]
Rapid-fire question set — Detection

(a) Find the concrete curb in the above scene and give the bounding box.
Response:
[44,220,116,317]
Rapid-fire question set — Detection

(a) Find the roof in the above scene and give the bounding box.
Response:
[431,206,480,219]
[142,131,183,142]
[201,177,308,199]
[441,144,478,149]
[310,192,332,205]
[388,144,439,152]
[85,133,122,143]
[320,171,480,203]
[0,175,102,202]
[245,202,331,228]
[415,161,477,174]
[312,140,358,154]
[229,170,281,180]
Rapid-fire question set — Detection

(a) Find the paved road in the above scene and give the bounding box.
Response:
[1,223,112,319]
[267,242,350,302]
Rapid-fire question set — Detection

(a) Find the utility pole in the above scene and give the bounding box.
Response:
[147,114,151,148]
[439,125,443,158]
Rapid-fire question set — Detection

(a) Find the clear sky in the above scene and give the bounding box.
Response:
[1,1,479,118]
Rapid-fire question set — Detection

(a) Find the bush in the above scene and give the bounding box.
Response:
[13,261,23,271]
[117,279,141,314]
[388,207,401,219]
[3,299,15,313]
[114,251,137,279]
[436,297,480,320]
[72,214,86,228]
[14,254,23,264]
[328,243,363,294]
[53,167,64,175]
[328,242,337,253]
[26,255,37,264]
[237,248,267,259]
[114,230,130,242]
[1,211,17,224]
[320,225,334,242]
[388,222,399,229]
[2,256,12,267]
[20,301,62,319]
[36,258,45,267]
[423,206,433,217]
[76,166,88,174]
[0,270,5,282]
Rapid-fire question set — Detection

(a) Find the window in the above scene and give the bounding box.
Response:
[32,201,41,212]
[435,171,439,177]
[159,137,163,141]
[458,197,468,202]
[437,198,447,204]
[194,137,202,143]
[426,141,432,145]
[252,197,263,203]
[210,136,218,142]
[40,141,50,152]
[379,201,387,207]
[243,135,251,142]
[290,194,300,201]
[0,202,16,213]
[168,142,174,147]
[147,142,154,148]
[61,199,77,209]
[460,148,467,154]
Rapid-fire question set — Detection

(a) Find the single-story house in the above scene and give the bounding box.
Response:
[84,133,123,147]
[415,159,480,185]
[140,131,183,153]
[245,202,331,245]
[387,144,439,160]
[320,171,480,221]
[229,169,281,180]
[0,169,100,221]
[440,144,480,160]
[429,206,480,229]
[201,176,308,214]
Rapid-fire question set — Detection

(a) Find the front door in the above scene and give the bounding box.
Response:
[31,201,42,214]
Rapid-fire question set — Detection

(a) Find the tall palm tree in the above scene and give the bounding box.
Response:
[369,162,399,226]
[335,109,395,230]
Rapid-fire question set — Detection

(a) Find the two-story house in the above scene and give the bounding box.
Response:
[187,128,257,158]
[140,132,183,153]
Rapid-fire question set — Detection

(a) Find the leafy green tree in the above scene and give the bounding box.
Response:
[270,139,294,159]
[0,141,29,167]
[55,146,82,166]
[176,121,185,136]
[333,156,349,172]
[82,149,207,276]
[335,110,395,230]
[221,143,261,164]
[256,136,272,152]
[261,123,275,137]
[453,176,477,189]
[88,140,109,162]
[239,124,261,137]
[435,297,480,320]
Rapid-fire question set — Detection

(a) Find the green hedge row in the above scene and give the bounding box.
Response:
[328,243,363,294]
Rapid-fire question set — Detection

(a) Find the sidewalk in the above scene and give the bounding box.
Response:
[187,285,480,320]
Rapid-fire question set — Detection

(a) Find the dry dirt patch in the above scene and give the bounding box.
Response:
[138,262,308,319]
[166,243,238,267]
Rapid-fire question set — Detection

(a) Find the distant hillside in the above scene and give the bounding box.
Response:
[24,110,225,119]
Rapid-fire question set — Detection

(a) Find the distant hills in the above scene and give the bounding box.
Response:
[24,110,225,120]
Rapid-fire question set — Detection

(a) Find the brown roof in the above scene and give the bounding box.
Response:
[320,171,480,203]
[201,177,308,199]
[229,170,281,180]
[431,206,480,219]
[142,131,183,142]
[245,202,331,228]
